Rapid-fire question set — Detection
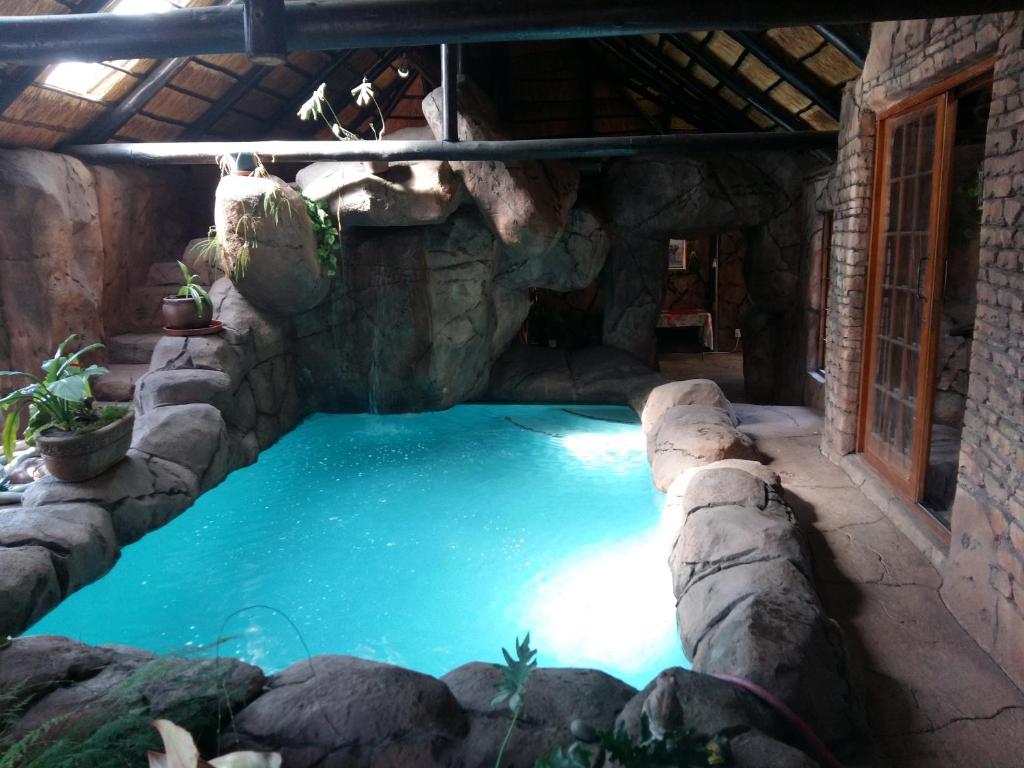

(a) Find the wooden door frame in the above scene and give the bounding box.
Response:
[857,61,994,514]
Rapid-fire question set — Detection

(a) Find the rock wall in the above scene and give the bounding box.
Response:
[601,152,809,403]
[815,13,1024,690]
[0,149,207,372]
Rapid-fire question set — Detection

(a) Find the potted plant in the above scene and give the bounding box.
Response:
[0,335,132,482]
[162,260,214,331]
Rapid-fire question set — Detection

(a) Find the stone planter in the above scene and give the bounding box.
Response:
[162,296,213,330]
[36,411,134,482]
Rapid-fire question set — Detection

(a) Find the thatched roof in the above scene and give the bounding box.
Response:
[0,0,866,149]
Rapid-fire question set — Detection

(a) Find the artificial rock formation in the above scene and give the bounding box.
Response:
[215,174,329,315]
[641,380,757,491]
[0,149,205,371]
[422,79,580,260]
[296,158,465,227]
[292,211,513,412]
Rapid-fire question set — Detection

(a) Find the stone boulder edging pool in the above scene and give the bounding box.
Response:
[0,278,298,636]
[0,635,832,768]
[640,381,868,763]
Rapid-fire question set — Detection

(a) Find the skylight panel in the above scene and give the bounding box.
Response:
[41,0,183,98]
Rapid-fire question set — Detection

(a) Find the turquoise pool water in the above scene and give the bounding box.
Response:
[30,405,684,688]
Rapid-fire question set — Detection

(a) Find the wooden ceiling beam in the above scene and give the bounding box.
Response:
[593,40,721,132]
[625,37,759,131]
[182,62,271,139]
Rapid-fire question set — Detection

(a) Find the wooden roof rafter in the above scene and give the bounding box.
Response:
[728,30,840,119]
[663,33,807,131]
[592,38,750,134]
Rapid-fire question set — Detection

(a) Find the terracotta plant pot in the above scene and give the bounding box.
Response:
[162,296,213,330]
[36,411,134,482]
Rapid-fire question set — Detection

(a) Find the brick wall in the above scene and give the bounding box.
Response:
[817,13,1024,688]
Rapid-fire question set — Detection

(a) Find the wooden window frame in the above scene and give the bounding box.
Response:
[816,211,834,374]
[857,60,994,532]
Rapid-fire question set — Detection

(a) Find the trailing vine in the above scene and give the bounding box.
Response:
[303,196,341,277]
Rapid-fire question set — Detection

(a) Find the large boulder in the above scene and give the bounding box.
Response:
[21,450,199,546]
[422,79,579,260]
[615,668,816,768]
[296,159,464,227]
[641,380,736,434]
[2,637,264,756]
[0,503,119,598]
[0,149,104,373]
[226,655,468,767]
[442,662,636,768]
[496,203,610,291]
[0,546,62,637]
[131,403,232,492]
[214,174,328,315]
[667,463,862,750]
[647,405,758,491]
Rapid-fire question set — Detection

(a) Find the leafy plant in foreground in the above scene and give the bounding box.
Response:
[492,633,538,768]
[0,335,118,462]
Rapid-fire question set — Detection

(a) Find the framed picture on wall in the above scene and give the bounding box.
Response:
[668,238,690,271]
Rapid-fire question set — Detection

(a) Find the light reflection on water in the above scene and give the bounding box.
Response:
[29,405,687,688]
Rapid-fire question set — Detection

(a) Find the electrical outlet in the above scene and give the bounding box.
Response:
[734,328,742,339]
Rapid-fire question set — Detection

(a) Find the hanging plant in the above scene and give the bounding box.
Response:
[297,76,388,140]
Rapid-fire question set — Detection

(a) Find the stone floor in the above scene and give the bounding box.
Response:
[735,405,1024,768]
[658,351,745,401]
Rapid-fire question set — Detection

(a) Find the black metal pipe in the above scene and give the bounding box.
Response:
[243,0,288,65]
[813,24,867,68]
[440,43,459,142]
[64,130,837,164]
[0,0,1018,64]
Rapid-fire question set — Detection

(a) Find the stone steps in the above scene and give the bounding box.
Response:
[106,332,162,364]
[92,363,150,403]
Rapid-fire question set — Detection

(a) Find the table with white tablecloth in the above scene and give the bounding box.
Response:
[657,308,714,350]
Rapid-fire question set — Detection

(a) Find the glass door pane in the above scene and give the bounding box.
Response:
[863,99,945,494]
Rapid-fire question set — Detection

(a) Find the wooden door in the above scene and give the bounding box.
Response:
[861,95,951,498]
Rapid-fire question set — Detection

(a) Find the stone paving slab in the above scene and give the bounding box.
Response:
[744,405,1024,768]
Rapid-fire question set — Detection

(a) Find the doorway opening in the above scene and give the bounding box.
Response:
[921,79,990,525]
[859,63,992,532]
[656,232,748,401]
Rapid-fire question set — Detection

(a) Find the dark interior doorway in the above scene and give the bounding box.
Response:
[921,79,991,525]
